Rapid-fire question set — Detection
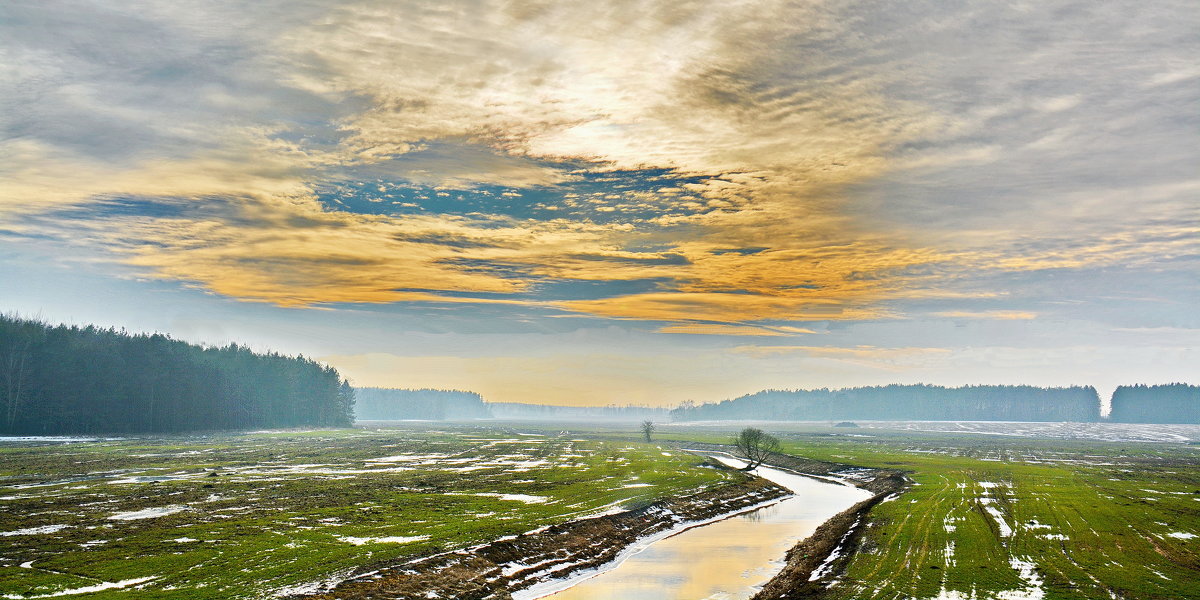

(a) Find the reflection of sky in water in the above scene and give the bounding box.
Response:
[543,462,869,600]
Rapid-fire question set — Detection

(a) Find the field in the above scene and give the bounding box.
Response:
[0,426,733,599]
[661,423,1200,600]
[3,421,1198,600]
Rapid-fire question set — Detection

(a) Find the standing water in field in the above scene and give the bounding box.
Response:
[518,455,871,600]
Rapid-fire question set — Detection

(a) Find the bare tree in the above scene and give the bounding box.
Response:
[640,420,656,442]
[732,427,780,470]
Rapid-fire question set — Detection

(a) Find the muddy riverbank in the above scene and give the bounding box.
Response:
[294,467,789,600]
[293,445,908,600]
[666,442,911,599]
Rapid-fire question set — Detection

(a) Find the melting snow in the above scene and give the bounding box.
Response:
[997,556,1045,599]
[1167,532,1196,539]
[337,535,430,545]
[478,493,549,504]
[0,576,154,598]
[981,503,1013,537]
[108,505,189,520]
[1,524,71,536]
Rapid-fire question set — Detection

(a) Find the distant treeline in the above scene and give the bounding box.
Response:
[355,388,491,420]
[0,315,354,434]
[1109,384,1199,424]
[353,388,669,422]
[489,402,669,421]
[670,385,1103,422]
[356,384,1200,424]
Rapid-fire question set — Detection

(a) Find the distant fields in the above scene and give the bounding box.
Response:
[0,427,733,599]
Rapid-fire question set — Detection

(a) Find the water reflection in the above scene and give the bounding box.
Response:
[528,457,871,600]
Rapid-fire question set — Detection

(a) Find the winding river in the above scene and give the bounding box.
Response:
[515,454,872,600]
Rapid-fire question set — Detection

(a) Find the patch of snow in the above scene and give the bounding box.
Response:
[981,504,1013,537]
[269,569,356,597]
[337,535,430,545]
[366,454,450,463]
[0,524,71,536]
[107,505,189,520]
[1167,532,1196,539]
[996,556,1044,599]
[481,493,550,504]
[0,576,154,598]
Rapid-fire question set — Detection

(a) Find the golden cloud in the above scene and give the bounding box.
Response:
[5,0,1196,334]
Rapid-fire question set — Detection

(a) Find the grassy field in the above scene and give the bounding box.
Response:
[621,421,1199,599]
[0,426,734,599]
[746,427,1200,600]
[4,422,1198,600]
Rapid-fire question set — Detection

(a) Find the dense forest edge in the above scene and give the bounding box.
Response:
[1109,383,1200,424]
[3,314,1198,431]
[0,315,354,434]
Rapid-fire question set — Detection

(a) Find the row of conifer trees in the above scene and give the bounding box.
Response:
[669,383,1199,423]
[0,315,354,434]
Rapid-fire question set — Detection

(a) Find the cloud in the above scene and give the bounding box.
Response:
[1,0,1196,335]
[732,344,951,358]
[729,344,953,372]
[656,323,819,336]
[933,311,1037,320]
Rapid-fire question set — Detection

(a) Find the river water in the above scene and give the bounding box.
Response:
[517,454,872,600]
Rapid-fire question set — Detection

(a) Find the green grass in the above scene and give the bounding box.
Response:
[765,429,1200,600]
[5,422,1197,600]
[0,426,734,599]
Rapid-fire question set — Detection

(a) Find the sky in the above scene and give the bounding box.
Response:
[1,1,1197,407]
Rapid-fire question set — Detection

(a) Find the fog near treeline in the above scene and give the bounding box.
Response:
[1,314,1196,435]
[359,384,1200,425]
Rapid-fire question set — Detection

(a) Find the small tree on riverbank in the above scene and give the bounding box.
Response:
[733,427,780,470]
[640,420,656,442]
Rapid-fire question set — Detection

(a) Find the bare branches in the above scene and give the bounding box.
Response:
[732,427,780,470]
[640,420,656,442]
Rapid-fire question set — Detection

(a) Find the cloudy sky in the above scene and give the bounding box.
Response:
[2,1,1196,407]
